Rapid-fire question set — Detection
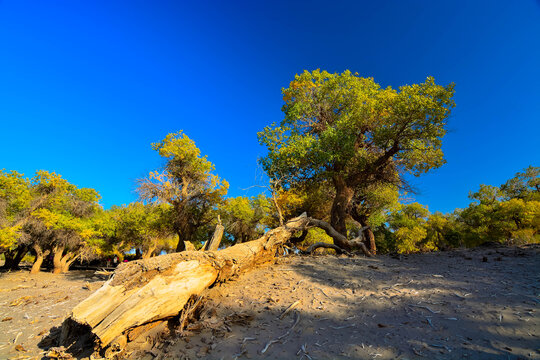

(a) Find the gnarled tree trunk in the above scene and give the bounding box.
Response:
[30,244,50,274]
[358,216,376,255]
[53,245,78,273]
[61,255,78,273]
[2,245,29,270]
[142,241,158,260]
[330,176,354,244]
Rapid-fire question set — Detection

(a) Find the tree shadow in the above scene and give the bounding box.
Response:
[158,247,538,359]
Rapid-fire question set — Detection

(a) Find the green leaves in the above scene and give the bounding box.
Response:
[219,195,273,243]
[139,131,228,246]
[459,167,539,245]
[259,70,455,190]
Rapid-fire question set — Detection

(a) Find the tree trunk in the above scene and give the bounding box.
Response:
[53,246,64,274]
[358,216,376,255]
[201,223,224,251]
[175,232,186,252]
[330,176,354,239]
[53,246,78,273]
[2,245,29,270]
[61,253,78,273]
[142,242,157,260]
[364,227,376,254]
[30,244,49,274]
[307,218,373,257]
[271,192,284,226]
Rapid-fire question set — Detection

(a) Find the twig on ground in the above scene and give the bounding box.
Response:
[297,343,313,360]
[232,348,247,360]
[242,337,256,344]
[279,300,301,320]
[13,332,22,345]
[453,292,471,299]
[260,312,301,354]
[408,304,440,314]
[329,324,355,330]
[316,287,331,299]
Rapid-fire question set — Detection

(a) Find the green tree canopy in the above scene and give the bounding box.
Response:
[388,202,433,253]
[258,70,455,248]
[0,170,33,252]
[115,202,173,259]
[219,195,273,244]
[138,131,229,251]
[29,170,102,273]
[501,166,539,201]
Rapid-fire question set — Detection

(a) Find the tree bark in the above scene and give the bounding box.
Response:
[364,227,376,255]
[330,176,354,239]
[30,244,50,274]
[61,254,78,273]
[175,232,186,252]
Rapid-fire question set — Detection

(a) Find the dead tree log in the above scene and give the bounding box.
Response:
[61,214,372,349]
[63,214,311,347]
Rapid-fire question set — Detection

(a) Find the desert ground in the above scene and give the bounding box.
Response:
[1,245,539,360]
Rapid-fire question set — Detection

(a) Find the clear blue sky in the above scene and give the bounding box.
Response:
[1,1,539,213]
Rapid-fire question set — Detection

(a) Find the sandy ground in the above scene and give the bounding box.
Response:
[0,270,105,360]
[1,245,539,360]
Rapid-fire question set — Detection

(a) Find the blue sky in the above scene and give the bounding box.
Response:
[1,1,539,213]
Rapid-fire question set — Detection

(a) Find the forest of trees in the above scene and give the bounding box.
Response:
[1,71,538,273]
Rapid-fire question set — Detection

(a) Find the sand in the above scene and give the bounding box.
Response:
[1,245,539,359]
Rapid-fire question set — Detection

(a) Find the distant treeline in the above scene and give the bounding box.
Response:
[1,71,538,273]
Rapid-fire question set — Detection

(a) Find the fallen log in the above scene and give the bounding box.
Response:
[62,214,311,348]
[60,213,372,351]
